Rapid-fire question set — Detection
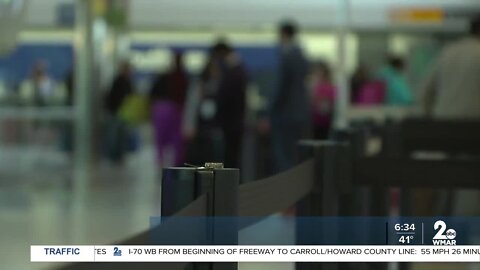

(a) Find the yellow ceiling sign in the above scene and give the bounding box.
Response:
[390,8,444,23]
[92,0,107,17]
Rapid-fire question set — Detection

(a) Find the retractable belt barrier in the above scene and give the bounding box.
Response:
[355,157,480,188]
[58,159,316,270]
[387,118,480,156]
[238,159,314,218]
[58,118,480,270]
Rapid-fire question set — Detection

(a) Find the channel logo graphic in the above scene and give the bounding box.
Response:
[113,247,122,257]
[432,220,456,245]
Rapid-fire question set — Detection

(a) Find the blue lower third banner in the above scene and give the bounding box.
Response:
[149,216,480,245]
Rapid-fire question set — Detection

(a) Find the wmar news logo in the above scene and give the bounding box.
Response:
[432,220,456,245]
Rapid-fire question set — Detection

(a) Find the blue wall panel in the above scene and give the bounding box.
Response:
[0,43,73,89]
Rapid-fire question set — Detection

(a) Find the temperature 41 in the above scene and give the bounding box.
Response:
[399,235,414,244]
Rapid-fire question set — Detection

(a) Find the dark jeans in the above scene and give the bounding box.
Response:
[271,121,307,173]
[222,128,243,169]
[105,115,128,163]
[313,124,331,140]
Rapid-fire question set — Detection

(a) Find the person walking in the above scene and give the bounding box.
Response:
[213,41,248,168]
[104,61,133,164]
[149,52,189,167]
[259,21,309,173]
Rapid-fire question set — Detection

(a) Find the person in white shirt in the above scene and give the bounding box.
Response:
[421,16,480,216]
[422,16,480,119]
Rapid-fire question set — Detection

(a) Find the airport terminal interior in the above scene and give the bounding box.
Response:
[1,0,480,269]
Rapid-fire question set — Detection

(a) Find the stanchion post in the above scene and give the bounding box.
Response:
[296,141,323,270]
[210,167,239,245]
[375,121,399,270]
[331,128,360,216]
[161,168,201,217]
[296,140,352,270]
[388,121,412,270]
[161,164,239,270]
[322,142,352,270]
[203,164,239,270]
[382,121,411,217]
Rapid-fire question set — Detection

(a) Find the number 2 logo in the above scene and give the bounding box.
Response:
[433,220,447,240]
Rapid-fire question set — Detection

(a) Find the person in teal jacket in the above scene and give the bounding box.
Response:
[378,56,413,106]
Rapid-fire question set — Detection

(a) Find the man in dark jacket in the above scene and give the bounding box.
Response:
[263,21,309,172]
[105,62,133,115]
[104,61,133,163]
[213,41,248,168]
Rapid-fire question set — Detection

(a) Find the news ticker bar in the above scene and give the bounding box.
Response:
[31,245,480,262]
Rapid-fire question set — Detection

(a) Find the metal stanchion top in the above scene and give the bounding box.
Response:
[184,162,225,170]
[204,163,224,169]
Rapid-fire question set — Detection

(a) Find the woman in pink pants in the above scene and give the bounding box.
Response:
[149,52,188,166]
